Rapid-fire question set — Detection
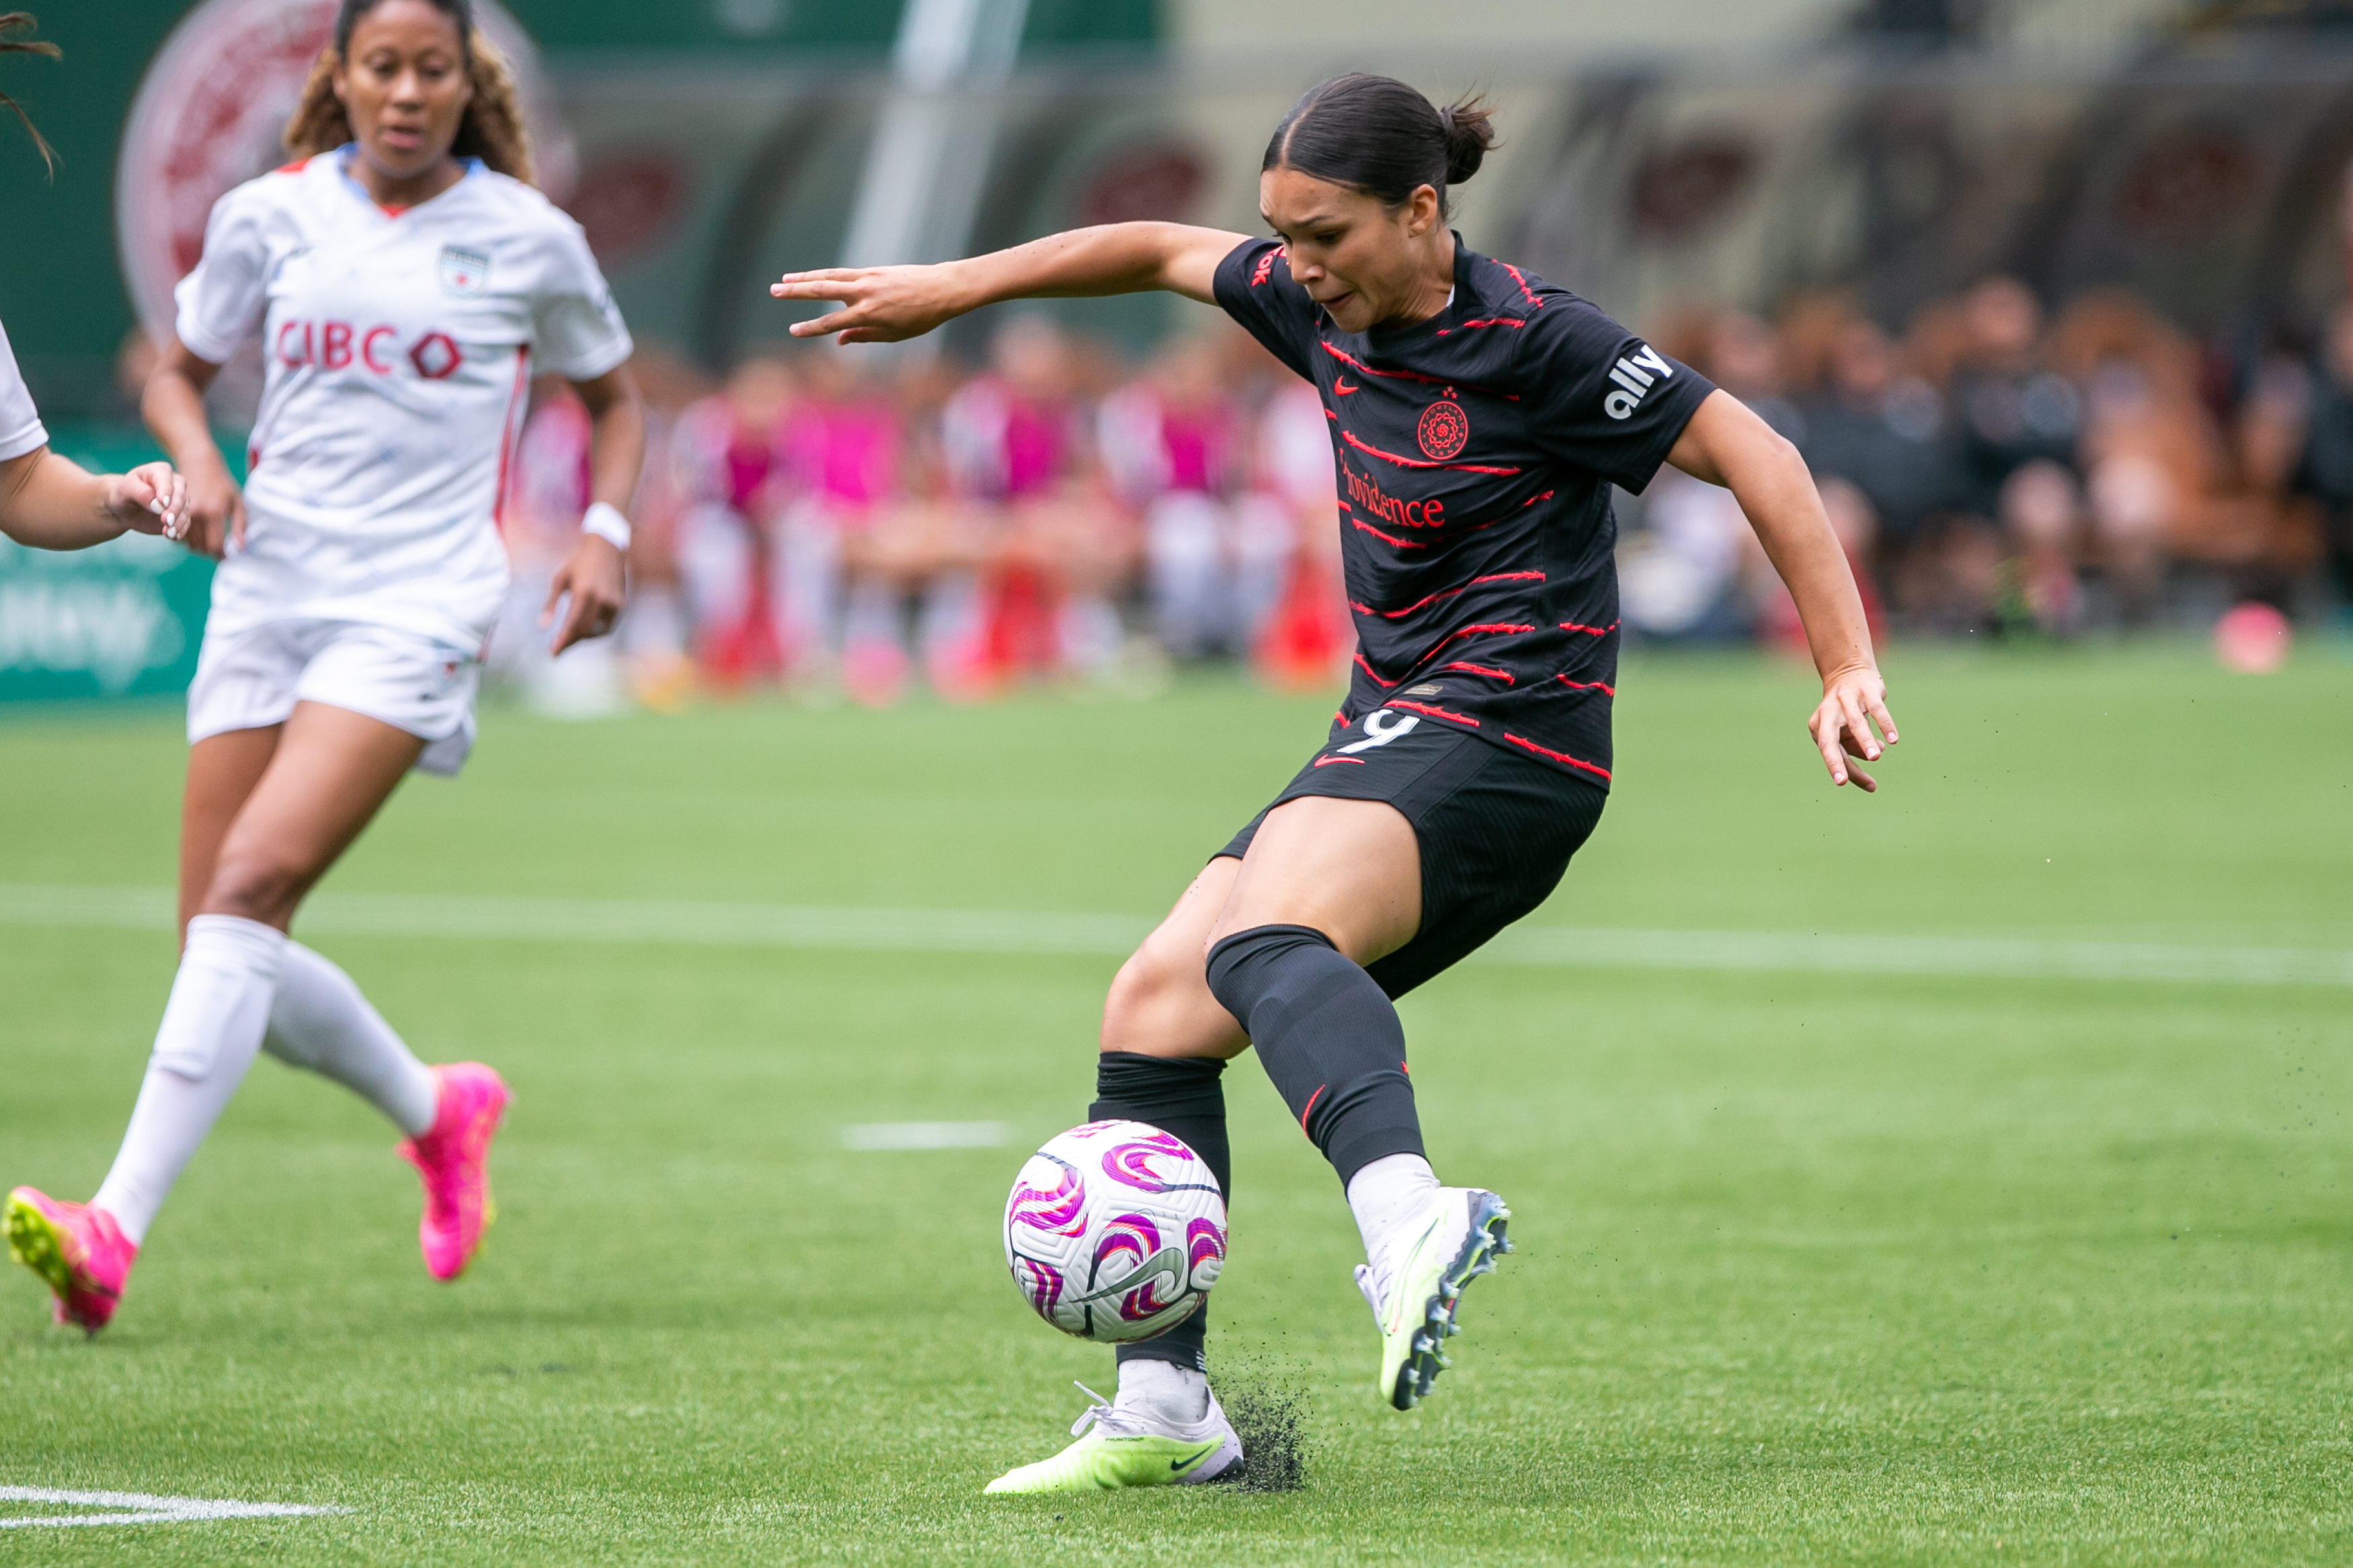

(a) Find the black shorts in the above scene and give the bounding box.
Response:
[1217,709,1607,999]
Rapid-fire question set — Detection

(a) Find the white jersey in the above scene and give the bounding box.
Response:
[174,147,631,647]
[0,316,47,462]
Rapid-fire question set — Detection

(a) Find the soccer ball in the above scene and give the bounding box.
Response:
[1003,1120,1227,1343]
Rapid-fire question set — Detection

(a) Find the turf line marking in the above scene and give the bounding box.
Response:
[0,1487,346,1528]
[842,1121,1011,1151]
[1475,926,2353,987]
[0,884,1149,956]
[3,884,2349,987]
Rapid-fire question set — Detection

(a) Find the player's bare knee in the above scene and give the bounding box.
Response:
[1100,944,1181,1046]
[200,853,307,927]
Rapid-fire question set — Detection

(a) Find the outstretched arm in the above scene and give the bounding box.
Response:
[1666,389,1898,790]
[0,446,185,550]
[770,222,1250,344]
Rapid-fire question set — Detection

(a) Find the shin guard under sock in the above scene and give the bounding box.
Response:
[91,914,286,1245]
[1090,1051,1228,1372]
[1205,923,1425,1188]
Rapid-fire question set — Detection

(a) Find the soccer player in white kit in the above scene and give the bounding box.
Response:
[4,0,645,1335]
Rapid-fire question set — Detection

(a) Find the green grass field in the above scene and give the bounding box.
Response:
[1,646,2348,1564]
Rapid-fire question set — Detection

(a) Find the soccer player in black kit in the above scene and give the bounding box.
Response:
[774,75,1900,1493]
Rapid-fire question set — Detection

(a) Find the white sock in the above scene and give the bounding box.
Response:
[263,942,439,1136]
[91,915,287,1245]
[1114,1358,1209,1426]
[1347,1152,1441,1303]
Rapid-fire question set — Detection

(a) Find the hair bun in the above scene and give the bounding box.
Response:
[1439,95,1497,185]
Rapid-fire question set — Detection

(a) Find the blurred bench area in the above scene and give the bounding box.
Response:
[11,0,2353,706]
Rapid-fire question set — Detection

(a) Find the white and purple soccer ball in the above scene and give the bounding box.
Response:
[1002,1119,1227,1344]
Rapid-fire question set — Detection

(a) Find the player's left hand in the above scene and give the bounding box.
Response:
[105,462,188,541]
[1810,664,1897,791]
[545,533,627,655]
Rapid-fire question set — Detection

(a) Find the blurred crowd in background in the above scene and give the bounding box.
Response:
[488,275,2353,710]
[1631,278,2353,655]
[493,317,1353,711]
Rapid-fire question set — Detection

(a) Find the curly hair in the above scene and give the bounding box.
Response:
[283,0,533,185]
[0,11,61,177]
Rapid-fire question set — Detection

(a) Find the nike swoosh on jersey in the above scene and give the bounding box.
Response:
[1335,377,1359,394]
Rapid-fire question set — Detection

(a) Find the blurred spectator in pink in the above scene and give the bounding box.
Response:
[778,349,900,696]
[940,317,1127,694]
[1101,332,1292,660]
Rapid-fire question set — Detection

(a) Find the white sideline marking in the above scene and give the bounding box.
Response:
[0,884,1148,956]
[0,1487,345,1528]
[3,884,2349,988]
[842,1120,1011,1151]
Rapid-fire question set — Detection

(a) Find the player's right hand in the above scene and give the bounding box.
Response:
[770,265,963,344]
[1808,663,1897,792]
[177,459,247,561]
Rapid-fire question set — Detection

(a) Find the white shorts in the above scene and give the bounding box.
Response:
[186,619,483,776]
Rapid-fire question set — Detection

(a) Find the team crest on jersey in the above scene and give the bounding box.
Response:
[438,245,491,298]
[1417,398,1469,460]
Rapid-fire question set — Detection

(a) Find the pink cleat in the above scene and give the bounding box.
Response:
[397,1063,511,1282]
[5,1188,136,1335]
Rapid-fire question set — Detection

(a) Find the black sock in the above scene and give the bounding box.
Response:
[1205,923,1425,1188]
[1091,1051,1228,1373]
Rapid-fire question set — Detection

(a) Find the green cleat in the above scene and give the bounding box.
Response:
[983,1382,1242,1494]
[1356,1187,1511,1411]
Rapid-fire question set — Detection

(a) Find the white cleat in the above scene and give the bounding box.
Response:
[1355,1186,1511,1410]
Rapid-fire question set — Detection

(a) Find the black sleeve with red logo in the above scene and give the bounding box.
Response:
[1211,237,1716,790]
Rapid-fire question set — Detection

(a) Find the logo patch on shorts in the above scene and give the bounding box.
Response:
[1417,398,1469,460]
[438,245,490,298]
[1404,682,1446,697]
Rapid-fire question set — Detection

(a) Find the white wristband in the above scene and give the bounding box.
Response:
[582,501,633,552]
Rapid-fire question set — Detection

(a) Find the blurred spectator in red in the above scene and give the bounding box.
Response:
[1248,376,1351,687]
[674,354,796,686]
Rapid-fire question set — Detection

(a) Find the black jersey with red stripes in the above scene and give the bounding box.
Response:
[1213,234,1715,788]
